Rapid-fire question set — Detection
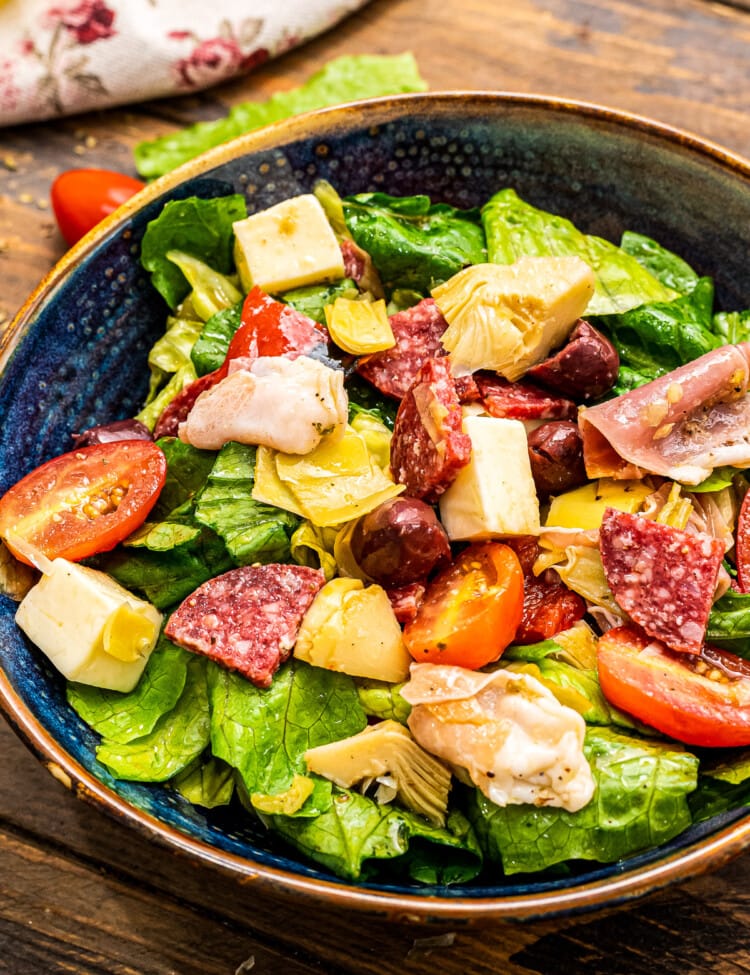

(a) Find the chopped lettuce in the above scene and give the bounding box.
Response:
[134,53,428,179]
[481,189,677,315]
[145,312,204,401]
[67,637,189,744]
[343,192,486,297]
[151,438,217,520]
[469,726,699,874]
[95,656,211,781]
[712,309,750,344]
[136,362,197,432]
[355,679,411,725]
[172,755,235,808]
[208,659,366,817]
[706,590,750,658]
[267,788,482,884]
[281,279,358,325]
[141,195,247,308]
[620,230,700,295]
[194,441,299,565]
[190,301,243,376]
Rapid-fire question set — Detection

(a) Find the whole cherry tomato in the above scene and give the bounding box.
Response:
[0,440,166,564]
[402,542,524,669]
[51,168,145,246]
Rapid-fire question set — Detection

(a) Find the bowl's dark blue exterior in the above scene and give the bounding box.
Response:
[2,93,750,921]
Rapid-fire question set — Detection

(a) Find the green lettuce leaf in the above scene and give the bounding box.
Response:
[172,755,235,808]
[136,362,197,432]
[194,441,299,565]
[343,192,486,296]
[151,438,217,520]
[208,660,367,816]
[281,278,357,324]
[145,313,204,401]
[468,726,699,875]
[706,590,750,658]
[190,301,243,376]
[596,277,719,394]
[620,231,700,295]
[688,749,750,824]
[712,309,750,344]
[481,189,677,315]
[267,788,482,883]
[355,679,411,725]
[67,638,189,744]
[141,195,247,308]
[96,656,210,781]
[346,374,398,430]
[134,53,428,179]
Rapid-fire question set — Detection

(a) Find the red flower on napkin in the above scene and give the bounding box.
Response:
[169,18,268,88]
[48,0,116,45]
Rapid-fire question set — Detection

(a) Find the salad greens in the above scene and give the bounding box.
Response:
[134,53,428,180]
[57,178,750,889]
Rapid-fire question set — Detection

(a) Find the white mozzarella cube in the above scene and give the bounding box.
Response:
[15,560,162,692]
[233,194,345,294]
[439,415,540,540]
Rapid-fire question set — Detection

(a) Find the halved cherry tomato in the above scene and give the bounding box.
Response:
[402,542,524,669]
[51,168,145,247]
[0,440,167,565]
[598,624,750,747]
[735,489,750,592]
[224,286,328,367]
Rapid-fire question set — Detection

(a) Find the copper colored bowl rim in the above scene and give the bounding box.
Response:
[2,90,750,922]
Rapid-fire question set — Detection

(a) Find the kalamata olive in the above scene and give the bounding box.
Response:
[527,320,619,402]
[350,497,451,588]
[527,421,588,498]
[72,418,153,448]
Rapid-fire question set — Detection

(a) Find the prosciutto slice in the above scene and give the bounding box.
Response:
[580,343,750,484]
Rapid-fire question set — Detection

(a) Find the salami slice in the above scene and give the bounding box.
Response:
[340,238,384,297]
[390,356,472,503]
[387,581,426,626]
[153,369,223,440]
[165,564,325,687]
[599,508,723,654]
[473,372,577,421]
[514,573,586,644]
[357,298,449,399]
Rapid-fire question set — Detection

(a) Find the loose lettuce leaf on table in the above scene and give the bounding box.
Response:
[267,788,482,884]
[343,193,486,297]
[141,195,247,308]
[468,726,699,875]
[481,189,677,316]
[134,53,428,179]
[67,638,189,744]
[96,656,211,781]
[208,660,367,817]
[194,441,299,565]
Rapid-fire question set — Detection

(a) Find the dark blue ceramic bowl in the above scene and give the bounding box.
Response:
[2,93,750,922]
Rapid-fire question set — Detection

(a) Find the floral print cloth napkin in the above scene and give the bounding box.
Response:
[0,0,369,126]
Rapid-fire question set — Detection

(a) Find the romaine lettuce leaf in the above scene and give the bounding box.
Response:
[134,53,428,179]
[346,374,398,430]
[95,656,211,781]
[689,750,750,824]
[141,195,247,308]
[267,788,482,883]
[343,192,486,296]
[355,679,411,725]
[706,590,750,659]
[468,726,699,874]
[145,313,204,401]
[172,755,235,808]
[190,301,243,376]
[151,438,217,520]
[67,637,189,744]
[281,279,357,325]
[194,441,299,565]
[208,659,367,816]
[481,189,677,315]
[620,231,700,295]
[137,363,197,431]
[712,309,750,345]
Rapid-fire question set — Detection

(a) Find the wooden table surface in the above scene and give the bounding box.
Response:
[2,0,750,971]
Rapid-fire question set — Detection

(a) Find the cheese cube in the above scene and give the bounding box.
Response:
[233,194,345,294]
[15,560,162,692]
[439,415,540,540]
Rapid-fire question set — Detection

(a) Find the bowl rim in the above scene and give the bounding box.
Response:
[2,90,750,922]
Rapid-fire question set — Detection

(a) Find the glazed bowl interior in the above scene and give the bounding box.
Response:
[2,92,750,922]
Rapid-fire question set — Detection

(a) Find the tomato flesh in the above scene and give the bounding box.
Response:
[224,287,328,368]
[403,542,524,669]
[597,624,750,747]
[51,168,145,247]
[0,440,166,565]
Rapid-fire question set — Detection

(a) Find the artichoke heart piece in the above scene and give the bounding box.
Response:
[325,297,395,354]
[294,577,411,683]
[253,426,403,527]
[432,256,595,380]
[305,720,451,826]
[545,478,652,530]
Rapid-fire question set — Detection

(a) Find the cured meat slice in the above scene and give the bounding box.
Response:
[514,573,586,644]
[153,369,223,440]
[357,298,449,399]
[599,508,723,654]
[340,238,384,297]
[473,372,577,421]
[580,343,750,484]
[386,581,426,626]
[390,356,472,503]
[165,564,325,687]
